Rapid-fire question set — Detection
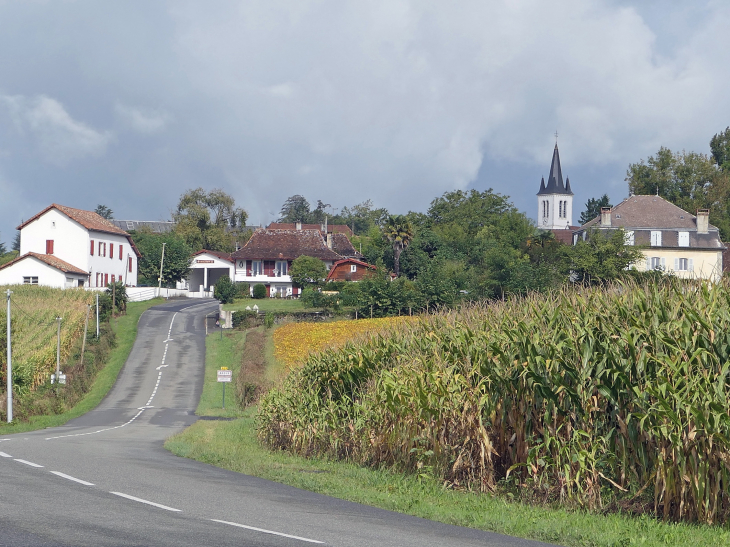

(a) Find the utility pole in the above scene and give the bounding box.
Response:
[6,289,12,423]
[157,242,166,298]
[96,293,99,338]
[56,317,62,381]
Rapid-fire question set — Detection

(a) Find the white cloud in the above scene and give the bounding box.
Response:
[1,94,112,165]
[114,103,172,133]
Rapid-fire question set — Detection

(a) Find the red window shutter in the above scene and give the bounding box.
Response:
[46,240,54,254]
[128,256,132,273]
[104,273,108,285]
[104,243,107,257]
[96,273,99,286]
[90,240,95,256]
[112,275,115,283]
[110,243,114,259]
[119,245,123,260]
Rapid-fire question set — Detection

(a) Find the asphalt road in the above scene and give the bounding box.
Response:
[0,299,558,547]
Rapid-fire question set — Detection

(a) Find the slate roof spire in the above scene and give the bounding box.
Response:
[537,144,573,196]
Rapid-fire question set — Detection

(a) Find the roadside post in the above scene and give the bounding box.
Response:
[6,288,12,423]
[217,367,232,409]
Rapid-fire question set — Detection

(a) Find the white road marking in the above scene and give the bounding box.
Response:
[15,459,43,468]
[210,519,324,544]
[50,471,94,486]
[110,492,181,512]
[0,451,12,458]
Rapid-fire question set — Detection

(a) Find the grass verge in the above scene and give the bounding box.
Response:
[166,413,730,547]
[196,328,247,418]
[166,319,730,547]
[0,298,164,435]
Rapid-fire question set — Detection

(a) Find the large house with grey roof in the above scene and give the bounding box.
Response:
[573,195,725,281]
[0,204,140,288]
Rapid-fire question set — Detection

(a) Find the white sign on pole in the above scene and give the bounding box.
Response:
[217,370,232,382]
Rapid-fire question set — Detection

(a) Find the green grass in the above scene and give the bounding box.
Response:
[222,298,306,313]
[166,413,730,547]
[0,298,164,435]
[195,329,247,418]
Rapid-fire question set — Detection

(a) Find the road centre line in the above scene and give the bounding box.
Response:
[110,492,181,512]
[47,312,179,441]
[50,471,94,486]
[210,520,324,544]
[0,451,12,457]
[15,459,43,468]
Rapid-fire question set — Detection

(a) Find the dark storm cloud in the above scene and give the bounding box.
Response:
[0,0,729,244]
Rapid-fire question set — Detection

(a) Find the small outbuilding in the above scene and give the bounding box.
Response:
[0,252,88,288]
[326,258,375,282]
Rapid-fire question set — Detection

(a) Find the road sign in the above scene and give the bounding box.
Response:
[217,369,232,383]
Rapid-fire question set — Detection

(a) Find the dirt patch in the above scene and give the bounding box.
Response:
[236,328,270,408]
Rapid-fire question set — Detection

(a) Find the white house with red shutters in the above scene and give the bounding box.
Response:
[0,204,140,289]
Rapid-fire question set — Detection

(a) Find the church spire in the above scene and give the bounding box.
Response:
[537,143,572,195]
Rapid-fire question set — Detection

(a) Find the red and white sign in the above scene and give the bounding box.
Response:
[217,370,232,382]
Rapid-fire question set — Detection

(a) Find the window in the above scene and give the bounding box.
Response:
[90,240,95,256]
[23,276,38,285]
[624,231,635,246]
[678,231,689,247]
[559,201,563,218]
[110,243,114,259]
[251,260,263,276]
[275,260,288,276]
[119,245,123,260]
[46,240,54,254]
[648,256,665,270]
[650,231,662,246]
[128,256,133,273]
[96,273,100,286]
[674,258,693,271]
[104,273,108,286]
[350,264,357,272]
[99,242,103,256]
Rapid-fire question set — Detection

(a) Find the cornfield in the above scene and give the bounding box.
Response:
[0,285,93,394]
[273,317,411,368]
[258,279,730,524]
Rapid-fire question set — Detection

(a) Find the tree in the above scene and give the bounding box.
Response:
[0,234,6,256]
[578,194,611,225]
[95,205,114,220]
[214,276,237,304]
[131,229,192,286]
[383,214,414,277]
[566,229,644,285]
[279,195,312,223]
[173,188,248,252]
[710,127,730,172]
[290,255,327,288]
[626,146,730,240]
[12,230,20,252]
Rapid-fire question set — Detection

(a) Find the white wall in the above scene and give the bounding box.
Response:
[19,208,138,287]
[0,257,85,288]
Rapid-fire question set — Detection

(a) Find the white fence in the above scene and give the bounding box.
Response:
[87,286,212,302]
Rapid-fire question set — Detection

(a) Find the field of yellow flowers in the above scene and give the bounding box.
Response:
[0,285,93,394]
[274,317,411,368]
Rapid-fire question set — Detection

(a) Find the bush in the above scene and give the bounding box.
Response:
[235,282,250,298]
[232,310,259,329]
[264,312,275,329]
[252,283,267,299]
[105,281,128,313]
[214,276,237,304]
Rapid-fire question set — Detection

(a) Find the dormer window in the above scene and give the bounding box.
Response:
[650,231,662,247]
[678,231,689,247]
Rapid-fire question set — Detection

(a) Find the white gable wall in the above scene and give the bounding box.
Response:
[88,231,138,287]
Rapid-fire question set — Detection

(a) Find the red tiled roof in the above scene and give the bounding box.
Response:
[550,227,580,245]
[330,233,361,257]
[232,229,343,261]
[17,204,142,257]
[0,252,87,275]
[192,250,233,263]
[581,196,715,230]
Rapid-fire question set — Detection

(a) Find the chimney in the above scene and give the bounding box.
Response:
[326,233,333,249]
[296,222,302,231]
[600,207,612,227]
[697,209,709,234]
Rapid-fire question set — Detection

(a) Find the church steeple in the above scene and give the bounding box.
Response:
[536,141,574,229]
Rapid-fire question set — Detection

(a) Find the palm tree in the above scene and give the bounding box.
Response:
[383,215,414,277]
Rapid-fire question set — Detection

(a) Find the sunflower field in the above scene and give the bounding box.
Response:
[0,285,94,395]
[273,317,411,368]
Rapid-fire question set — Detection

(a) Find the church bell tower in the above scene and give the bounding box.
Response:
[537,143,573,229]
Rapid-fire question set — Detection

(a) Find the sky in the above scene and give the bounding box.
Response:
[1,0,729,245]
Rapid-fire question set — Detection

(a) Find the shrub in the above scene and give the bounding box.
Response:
[264,312,275,329]
[235,282,250,299]
[105,281,128,313]
[252,283,267,299]
[214,276,237,304]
